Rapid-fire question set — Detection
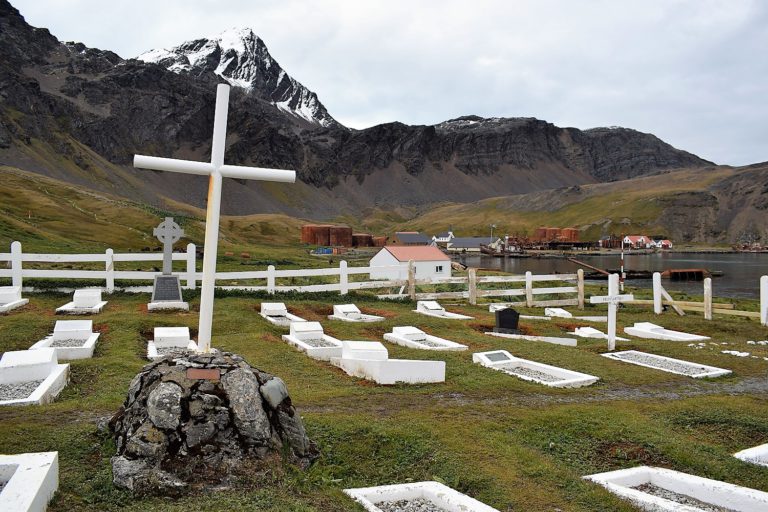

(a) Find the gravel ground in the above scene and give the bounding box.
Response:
[497,363,560,382]
[155,347,187,357]
[412,338,446,348]
[633,483,736,511]
[0,380,44,400]
[50,338,87,347]
[612,352,712,376]
[301,338,339,348]
[376,498,447,512]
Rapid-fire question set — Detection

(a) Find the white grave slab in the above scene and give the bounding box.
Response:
[281,322,342,361]
[345,481,499,512]
[56,289,107,315]
[484,331,578,347]
[414,301,473,320]
[331,341,446,384]
[584,466,768,511]
[328,304,385,323]
[147,327,198,360]
[569,326,628,342]
[0,349,69,406]
[29,320,100,360]
[0,286,28,314]
[473,350,599,388]
[0,452,59,512]
[148,299,189,312]
[734,443,768,468]
[384,326,467,351]
[602,350,731,378]
[624,322,710,342]
[544,307,608,323]
[259,302,306,327]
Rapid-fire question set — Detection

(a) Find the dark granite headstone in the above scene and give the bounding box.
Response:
[151,275,183,302]
[494,307,520,334]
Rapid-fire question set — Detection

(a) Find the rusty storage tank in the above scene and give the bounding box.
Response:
[311,225,332,246]
[352,233,374,247]
[329,226,353,247]
[545,228,560,240]
[301,225,315,244]
[562,228,579,242]
[372,236,388,247]
[534,227,548,241]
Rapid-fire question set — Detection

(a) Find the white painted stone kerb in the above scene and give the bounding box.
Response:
[328,304,384,322]
[330,341,445,385]
[146,327,198,360]
[344,481,499,512]
[147,300,189,312]
[570,326,628,342]
[0,286,28,314]
[584,465,768,511]
[56,289,107,315]
[281,322,342,361]
[624,322,710,342]
[29,320,100,360]
[384,326,468,351]
[473,350,599,388]
[0,452,59,512]
[0,349,69,406]
[734,443,768,468]
[484,331,578,347]
[602,350,731,378]
[259,302,306,328]
[414,301,473,319]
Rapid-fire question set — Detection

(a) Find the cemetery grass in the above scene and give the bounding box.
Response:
[0,293,767,511]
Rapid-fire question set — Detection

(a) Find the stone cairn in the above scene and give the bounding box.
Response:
[110,351,319,494]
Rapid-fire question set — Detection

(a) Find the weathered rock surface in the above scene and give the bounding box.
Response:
[110,351,318,495]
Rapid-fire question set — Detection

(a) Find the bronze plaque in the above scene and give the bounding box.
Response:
[187,368,221,381]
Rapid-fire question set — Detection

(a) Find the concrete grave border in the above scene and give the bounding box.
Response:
[281,322,342,361]
[384,326,468,351]
[0,452,59,512]
[473,350,599,388]
[414,300,473,320]
[0,350,69,407]
[484,331,578,347]
[259,302,306,328]
[602,350,731,378]
[328,304,384,323]
[734,443,768,468]
[344,481,499,512]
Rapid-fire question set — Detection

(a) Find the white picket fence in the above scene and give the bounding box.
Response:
[0,241,583,307]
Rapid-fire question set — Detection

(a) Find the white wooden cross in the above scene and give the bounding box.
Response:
[134,84,296,353]
[589,273,634,351]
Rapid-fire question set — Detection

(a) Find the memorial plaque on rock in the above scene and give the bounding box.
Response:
[151,275,183,302]
[494,307,520,334]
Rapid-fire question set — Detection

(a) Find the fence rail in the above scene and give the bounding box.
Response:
[1,241,583,307]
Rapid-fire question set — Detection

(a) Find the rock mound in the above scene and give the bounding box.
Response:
[110,351,318,495]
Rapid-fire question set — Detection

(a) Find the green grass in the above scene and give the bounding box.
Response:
[1,291,768,511]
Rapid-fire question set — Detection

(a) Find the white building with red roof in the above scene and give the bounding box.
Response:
[369,246,451,280]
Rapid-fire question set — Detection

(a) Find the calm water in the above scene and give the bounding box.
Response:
[454,253,768,299]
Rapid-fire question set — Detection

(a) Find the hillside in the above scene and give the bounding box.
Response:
[0,0,712,221]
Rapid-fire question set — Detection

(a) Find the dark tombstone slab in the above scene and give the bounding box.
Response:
[494,307,520,334]
[151,275,183,302]
[486,351,512,362]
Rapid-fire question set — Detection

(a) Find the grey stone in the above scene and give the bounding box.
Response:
[259,376,288,409]
[277,408,310,456]
[221,369,271,444]
[184,422,216,448]
[125,422,167,460]
[147,381,182,430]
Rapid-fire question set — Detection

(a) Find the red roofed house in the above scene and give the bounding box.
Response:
[623,235,653,249]
[369,246,451,280]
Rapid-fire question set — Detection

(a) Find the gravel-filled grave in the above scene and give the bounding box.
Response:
[301,338,339,348]
[496,363,560,382]
[612,352,711,376]
[410,338,446,348]
[633,483,736,512]
[49,338,87,348]
[375,498,448,512]
[0,380,43,401]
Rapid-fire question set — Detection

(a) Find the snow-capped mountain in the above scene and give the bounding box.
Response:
[137,28,340,129]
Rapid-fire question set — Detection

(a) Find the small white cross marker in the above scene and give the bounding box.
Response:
[134,84,296,353]
[590,274,634,350]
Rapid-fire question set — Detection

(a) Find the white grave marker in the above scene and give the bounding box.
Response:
[0,286,28,314]
[589,274,633,351]
[134,84,296,352]
[0,451,59,512]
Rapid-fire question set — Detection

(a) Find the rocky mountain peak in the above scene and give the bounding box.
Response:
[137,27,341,129]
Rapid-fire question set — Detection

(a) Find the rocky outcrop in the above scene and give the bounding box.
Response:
[110,352,318,495]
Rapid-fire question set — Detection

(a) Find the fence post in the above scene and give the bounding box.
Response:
[267,265,276,294]
[577,269,584,310]
[105,248,115,293]
[468,268,477,305]
[525,271,533,307]
[408,260,416,300]
[10,241,22,288]
[703,277,712,321]
[653,272,663,315]
[761,275,768,326]
[186,243,196,290]
[339,260,349,295]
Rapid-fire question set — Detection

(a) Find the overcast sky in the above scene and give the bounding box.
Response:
[14,0,768,165]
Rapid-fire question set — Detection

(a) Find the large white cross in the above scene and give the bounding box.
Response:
[134,84,296,353]
[589,273,634,351]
